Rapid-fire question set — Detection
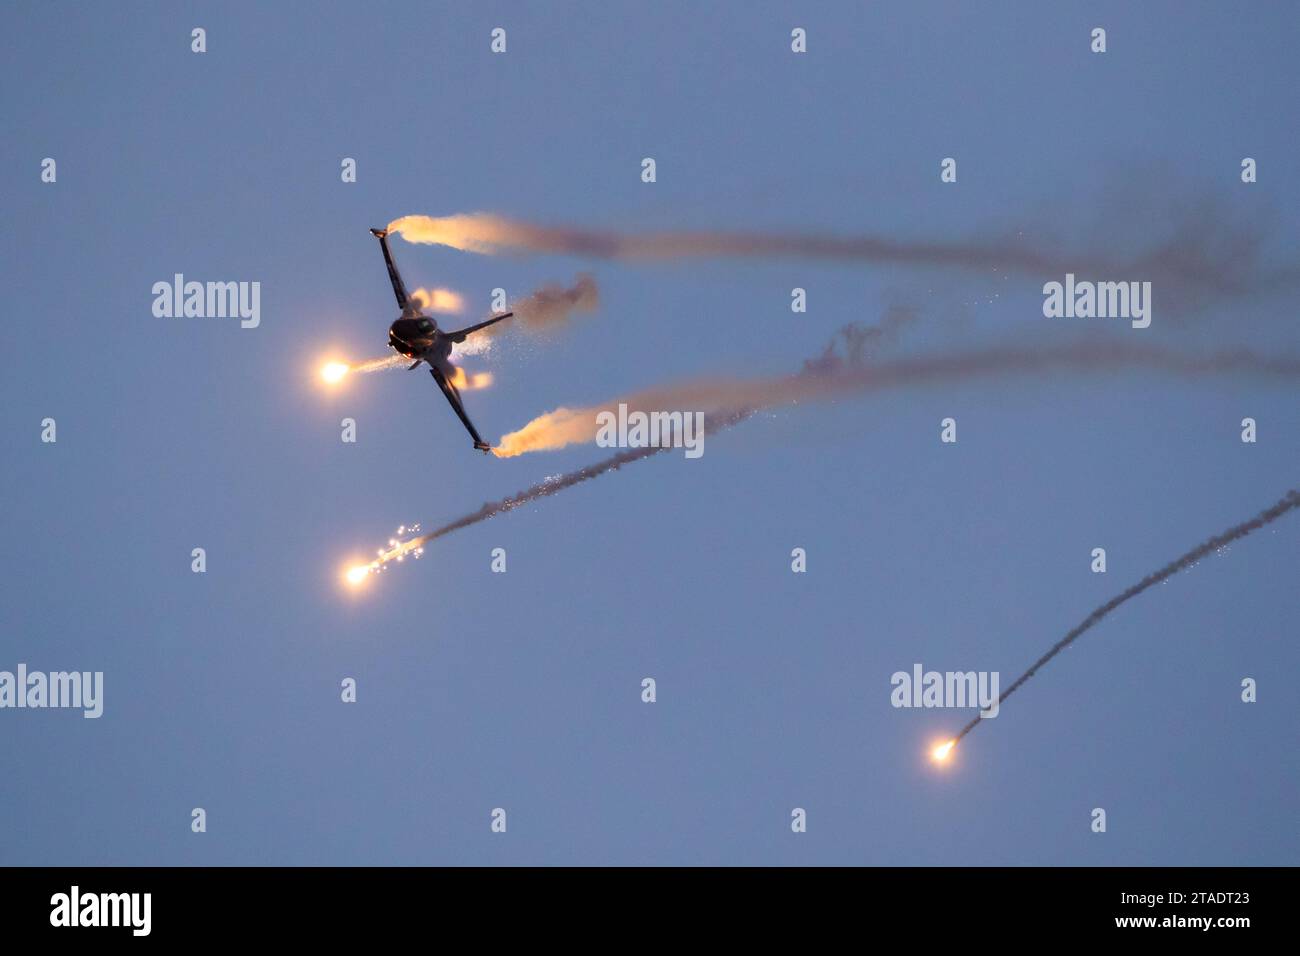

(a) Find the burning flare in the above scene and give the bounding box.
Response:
[321,362,349,384]
[318,354,409,387]
[931,740,957,763]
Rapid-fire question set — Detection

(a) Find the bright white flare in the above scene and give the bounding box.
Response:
[931,739,956,763]
[321,362,349,384]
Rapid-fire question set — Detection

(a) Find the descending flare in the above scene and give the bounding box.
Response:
[950,488,1300,747]
[931,740,956,763]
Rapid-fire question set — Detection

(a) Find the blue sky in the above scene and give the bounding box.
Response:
[1,1,1296,865]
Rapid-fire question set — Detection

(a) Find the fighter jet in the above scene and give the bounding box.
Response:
[370,227,512,453]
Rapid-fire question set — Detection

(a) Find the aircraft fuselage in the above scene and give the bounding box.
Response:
[371,225,510,452]
[389,314,454,371]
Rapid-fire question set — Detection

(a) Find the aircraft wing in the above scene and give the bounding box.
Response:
[445,312,514,344]
[370,228,410,310]
[429,366,491,452]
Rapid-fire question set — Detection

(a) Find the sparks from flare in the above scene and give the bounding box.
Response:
[343,525,427,587]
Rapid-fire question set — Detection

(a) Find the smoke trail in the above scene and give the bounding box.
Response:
[320,353,409,384]
[512,273,599,334]
[453,275,599,357]
[348,409,753,579]
[387,212,1288,296]
[346,320,891,580]
[349,335,1298,579]
[493,342,1300,457]
[802,307,918,375]
[325,353,492,384]
[351,354,408,374]
[951,489,1300,745]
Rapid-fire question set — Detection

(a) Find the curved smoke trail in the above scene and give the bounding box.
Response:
[952,488,1300,744]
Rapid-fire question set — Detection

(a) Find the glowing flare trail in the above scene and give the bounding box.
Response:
[942,488,1300,755]
[343,409,755,586]
[351,355,409,373]
[318,353,410,385]
[351,340,1300,581]
[492,343,1300,457]
[345,312,1298,584]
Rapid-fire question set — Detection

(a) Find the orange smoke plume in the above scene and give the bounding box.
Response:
[410,287,465,314]
[447,366,493,390]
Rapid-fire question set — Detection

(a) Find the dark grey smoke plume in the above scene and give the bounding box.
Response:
[803,307,917,375]
[454,275,600,355]
[512,273,599,334]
